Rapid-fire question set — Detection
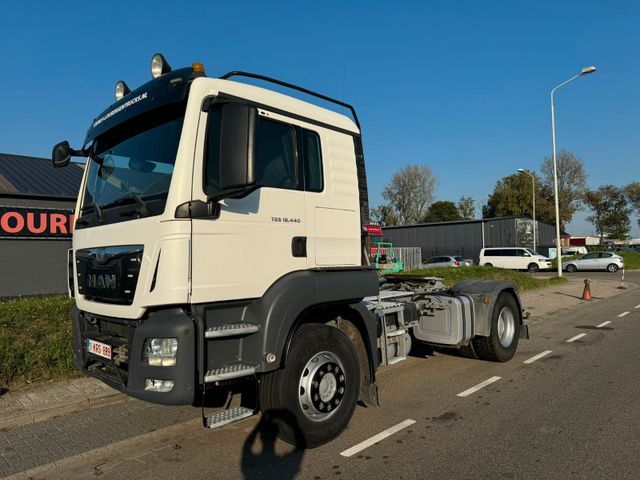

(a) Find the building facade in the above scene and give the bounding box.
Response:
[0,153,83,297]
[382,217,557,264]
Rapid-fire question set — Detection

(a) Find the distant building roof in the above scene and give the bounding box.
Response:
[0,153,83,199]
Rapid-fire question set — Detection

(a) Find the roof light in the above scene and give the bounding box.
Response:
[151,53,172,78]
[114,80,131,101]
[192,62,206,75]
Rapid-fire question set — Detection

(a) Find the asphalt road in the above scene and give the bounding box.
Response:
[3,280,640,480]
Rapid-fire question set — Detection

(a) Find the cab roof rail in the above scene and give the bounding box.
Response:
[219,71,361,131]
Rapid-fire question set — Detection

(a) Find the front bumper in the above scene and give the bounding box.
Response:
[71,306,196,405]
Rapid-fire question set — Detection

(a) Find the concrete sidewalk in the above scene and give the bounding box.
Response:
[1,274,636,431]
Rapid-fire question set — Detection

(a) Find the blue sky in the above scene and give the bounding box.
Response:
[1,0,638,236]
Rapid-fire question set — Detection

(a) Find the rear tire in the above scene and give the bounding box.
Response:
[607,263,619,273]
[527,263,540,273]
[566,264,577,273]
[259,324,360,448]
[484,263,493,267]
[473,292,521,362]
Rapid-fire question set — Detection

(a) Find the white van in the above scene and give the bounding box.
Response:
[479,247,552,272]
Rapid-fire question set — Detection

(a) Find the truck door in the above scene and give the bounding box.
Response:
[189,104,307,304]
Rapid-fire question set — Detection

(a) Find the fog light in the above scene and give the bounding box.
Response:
[144,379,174,393]
[143,338,178,366]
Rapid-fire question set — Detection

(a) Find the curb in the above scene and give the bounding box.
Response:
[2,391,129,431]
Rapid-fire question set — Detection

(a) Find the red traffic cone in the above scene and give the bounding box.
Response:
[581,279,592,301]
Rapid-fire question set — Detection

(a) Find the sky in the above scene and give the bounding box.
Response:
[1,0,638,237]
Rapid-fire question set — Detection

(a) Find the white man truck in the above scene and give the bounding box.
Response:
[53,54,528,448]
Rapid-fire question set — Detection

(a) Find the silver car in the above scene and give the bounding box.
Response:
[422,256,473,268]
[563,252,624,273]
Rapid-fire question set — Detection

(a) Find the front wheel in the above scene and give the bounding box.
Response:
[527,263,540,273]
[607,263,619,273]
[259,324,360,448]
[566,264,577,273]
[484,263,493,267]
[473,292,521,362]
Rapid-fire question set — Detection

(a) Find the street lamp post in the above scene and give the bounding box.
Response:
[550,66,596,277]
[518,168,536,252]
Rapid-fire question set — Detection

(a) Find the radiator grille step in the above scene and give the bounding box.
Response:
[205,407,254,429]
[205,323,259,338]
[204,364,256,383]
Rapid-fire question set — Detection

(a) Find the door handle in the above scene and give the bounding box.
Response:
[292,236,307,257]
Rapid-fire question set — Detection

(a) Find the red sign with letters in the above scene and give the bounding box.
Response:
[0,207,74,239]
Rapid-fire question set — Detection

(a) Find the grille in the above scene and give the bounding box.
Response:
[76,246,144,305]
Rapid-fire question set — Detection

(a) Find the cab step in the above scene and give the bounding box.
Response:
[205,406,254,429]
[204,363,256,383]
[205,323,259,338]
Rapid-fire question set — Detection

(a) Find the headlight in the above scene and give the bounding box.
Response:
[143,338,178,366]
[144,379,174,392]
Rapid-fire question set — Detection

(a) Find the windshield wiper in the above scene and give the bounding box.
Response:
[76,202,103,226]
[101,193,149,218]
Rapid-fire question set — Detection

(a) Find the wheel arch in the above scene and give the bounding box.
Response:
[451,280,524,338]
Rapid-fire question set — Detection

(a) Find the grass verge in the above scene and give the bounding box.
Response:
[619,251,640,270]
[0,295,77,389]
[401,265,567,291]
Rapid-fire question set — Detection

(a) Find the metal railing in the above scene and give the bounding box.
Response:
[372,246,422,271]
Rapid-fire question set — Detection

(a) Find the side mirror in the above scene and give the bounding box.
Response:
[215,103,256,199]
[52,141,72,168]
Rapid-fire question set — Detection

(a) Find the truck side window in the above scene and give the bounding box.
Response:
[302,129,323,192]
[254,117,297,189]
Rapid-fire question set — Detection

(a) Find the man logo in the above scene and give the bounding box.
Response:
[87,273,117,290]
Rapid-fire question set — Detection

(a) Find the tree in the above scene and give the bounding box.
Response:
[381,164,437,224]
[483,173,554,223]
[457,196,476,220]
[625,182,640,227]
[422,201,462,223]
[540,149,587,229]
[370,204,398,226]
[584,185,631,243]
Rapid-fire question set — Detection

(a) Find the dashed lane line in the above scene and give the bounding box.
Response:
[597,321,612,328]
[523,350,553,364]
[340,419,416,457]
[618,311,630,318]
[566,333,587,343]
[456,376,501,397]
[635,304,640,309]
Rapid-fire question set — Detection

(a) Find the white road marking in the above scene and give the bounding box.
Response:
[523,350,553,364]
[566,333,587,343]
[618,311,630,318]
[596,321,612,328]
[340,419,416,457]
[635,304,640,309]
[456,376,501,397]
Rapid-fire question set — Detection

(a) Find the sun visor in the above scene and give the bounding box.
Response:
[84,67,194,146]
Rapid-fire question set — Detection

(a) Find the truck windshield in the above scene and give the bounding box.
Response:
[77,102,186,227]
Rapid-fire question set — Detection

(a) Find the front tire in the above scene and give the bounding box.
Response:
[484,263,493,267]
[566,264,577,273]
[473,292,521,362]
[259,324,360,448]
[527,263,540,273]
[607,263,619,273]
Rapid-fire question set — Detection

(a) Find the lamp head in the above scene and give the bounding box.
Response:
[580,66,597,76]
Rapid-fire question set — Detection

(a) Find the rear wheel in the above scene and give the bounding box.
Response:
[566,264,577,273]
[527,263,540,273]
[473,292,521,362]
[484,263,493,267]
[259,324,360,448]
[607,263,619,273]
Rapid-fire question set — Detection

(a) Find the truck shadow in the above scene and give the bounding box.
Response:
[240,410,305,480]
